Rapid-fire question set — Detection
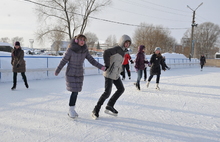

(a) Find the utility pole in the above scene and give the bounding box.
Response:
[187,3,203,58]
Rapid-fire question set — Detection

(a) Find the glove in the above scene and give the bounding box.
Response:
[148,63,151,67]
[130,60,134,64]
[101,66,106,71]
[16,64,20,68]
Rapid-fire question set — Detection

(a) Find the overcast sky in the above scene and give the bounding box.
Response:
[1,0,220,49]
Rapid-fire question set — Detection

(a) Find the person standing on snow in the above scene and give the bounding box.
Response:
[121,53,133,80]
[11,41,29,90]
[55,34,105,119]
[146,47,165,90]
[92,34,132,119]
[200,54,206,71]
[134,45,149,90]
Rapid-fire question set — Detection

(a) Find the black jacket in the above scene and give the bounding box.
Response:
[149,53,165,75]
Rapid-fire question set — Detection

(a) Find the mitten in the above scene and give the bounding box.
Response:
[130,60,134,64]
[16,64,20,68]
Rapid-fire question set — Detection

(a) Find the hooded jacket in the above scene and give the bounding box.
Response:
[55,39,103,92]
[149,52,165,75]
[103,35,131,80]
[135,45,148,70]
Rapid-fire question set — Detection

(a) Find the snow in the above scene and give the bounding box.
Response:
[0,51,219,142]
[0,66,220,141]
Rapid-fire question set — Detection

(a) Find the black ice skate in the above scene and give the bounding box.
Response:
[104,106,118,116]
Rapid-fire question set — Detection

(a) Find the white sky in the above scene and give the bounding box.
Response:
[1,0,220,48]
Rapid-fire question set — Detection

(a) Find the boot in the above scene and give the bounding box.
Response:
[156,83,160,90]
[136,83,140,90]
[92,105,101,119]
[22,74,29,88]
[68,106,78,118]
[25,82,29,88]
[146,81,150,87]
[105,105,118,116]
[11,84,16,90]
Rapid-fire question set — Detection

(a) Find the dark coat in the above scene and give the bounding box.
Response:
[103,35,131,80]
[11,48,26,73]
[149,53,165,75]
[135,45,148,70]
[55,40,103,92]
[200,56,206,65]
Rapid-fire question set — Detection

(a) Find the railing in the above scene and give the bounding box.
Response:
[0,56,199,82]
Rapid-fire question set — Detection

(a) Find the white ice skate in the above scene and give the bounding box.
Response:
[68,106,78,119]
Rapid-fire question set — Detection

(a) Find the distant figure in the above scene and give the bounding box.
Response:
[146,47,165,90]
[189,54,191,62]
[121,53,133,80]
[200,55,206,71]
[11,41,29,90]
[162,56,170,70]
[134,45,149,90]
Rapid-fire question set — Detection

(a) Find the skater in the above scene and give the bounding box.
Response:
[134,45,149,90]
[11,41,29,90]
[162,56,170,70]
[146,47,165,90]
[55,34,105,119]
[121,53,133,80]
[200,54,206,71]
[92,34,132,119]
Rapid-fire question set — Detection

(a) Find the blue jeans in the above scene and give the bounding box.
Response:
[136,70,143,85]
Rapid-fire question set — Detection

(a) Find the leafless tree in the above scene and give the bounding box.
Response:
[35,0,111,45]
[182,22,220,58]
[0,37,10,43]
[105,35,117,48]
[11,37,24,46]
[133,23,176,54]
[84,32,98,48]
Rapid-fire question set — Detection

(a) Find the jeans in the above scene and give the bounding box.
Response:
[136,70,143,85]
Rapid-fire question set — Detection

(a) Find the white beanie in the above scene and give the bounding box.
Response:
[155,47,161,51]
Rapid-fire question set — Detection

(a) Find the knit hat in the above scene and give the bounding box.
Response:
[155,47,161,51]
[15,41,20,46]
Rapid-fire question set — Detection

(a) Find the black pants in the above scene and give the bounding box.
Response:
[96,77,124,108]
[201,64,204,69]
[148,74,160,83]
[69,92,78,106]
[121,64,131,78]
[13,72,27,84]
[144,67,147,80]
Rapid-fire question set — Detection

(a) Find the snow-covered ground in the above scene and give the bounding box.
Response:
[0,67,219,142]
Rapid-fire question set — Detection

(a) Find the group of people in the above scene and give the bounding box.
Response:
[10,34,205,120]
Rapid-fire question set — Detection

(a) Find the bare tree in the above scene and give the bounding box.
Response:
[133,23,176,54]
[105,35,117,48]
[84,32,98,48]
[182,22,220,58]
[0,37,10,43]
[79,0,111,34]
[11,37,24,46]
[35,0,111,45]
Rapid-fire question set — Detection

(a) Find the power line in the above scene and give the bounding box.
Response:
[22,0,189,30]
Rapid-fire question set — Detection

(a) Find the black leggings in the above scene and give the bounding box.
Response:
[148,74,160,83]
[69,92,78,106]
[13,72,27,84]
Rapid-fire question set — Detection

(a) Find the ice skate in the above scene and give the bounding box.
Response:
[68,106,78,119]
[92,106,100,120]
[136,83,140,90]
[156,83,160,90]
[146,81,150,88]
[104,106,118,116]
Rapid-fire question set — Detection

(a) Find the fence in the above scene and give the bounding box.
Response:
[0,56,199,82]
